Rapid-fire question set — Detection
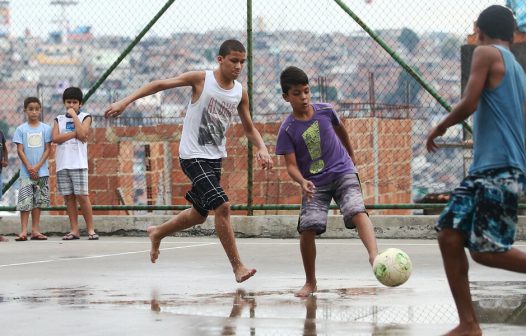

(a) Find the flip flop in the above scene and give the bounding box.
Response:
[31,234,48,240]
[88,233,99,240]
[15,235,27,241]
[62,233,80,240]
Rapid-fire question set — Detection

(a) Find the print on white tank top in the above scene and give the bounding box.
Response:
[179,71,242,159]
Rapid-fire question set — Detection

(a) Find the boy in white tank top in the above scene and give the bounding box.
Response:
[52,87,98,241]
[105,39,273,283]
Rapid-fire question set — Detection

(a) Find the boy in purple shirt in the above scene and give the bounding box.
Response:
[276,66,378,297]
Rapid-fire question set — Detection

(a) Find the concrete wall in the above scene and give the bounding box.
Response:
[2,215,526,240]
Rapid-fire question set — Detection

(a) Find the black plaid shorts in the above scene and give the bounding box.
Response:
[179,158,229,217]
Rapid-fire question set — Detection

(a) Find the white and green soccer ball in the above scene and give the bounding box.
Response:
[373,248,412,287]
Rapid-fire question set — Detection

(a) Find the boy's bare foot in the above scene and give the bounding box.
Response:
[147,226,161,263]
[0,236,8,242]
[295,282,317,297]
[234,266,257,283]
[443,323,482,336]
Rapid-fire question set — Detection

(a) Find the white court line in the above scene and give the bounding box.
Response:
[0,242,217,268]
[31,240,214,245]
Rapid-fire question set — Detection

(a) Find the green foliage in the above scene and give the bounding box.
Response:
[399,28,420,53]
[0,120,9,137]
[311,85,338,101]
[204,49,215,62]
[440,36,462,60]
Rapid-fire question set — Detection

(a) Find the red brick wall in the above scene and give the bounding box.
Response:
[48,118,413,215]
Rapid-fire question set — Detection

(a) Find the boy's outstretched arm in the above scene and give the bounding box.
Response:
[104,71,205,118]
[283,153,315,200]
[426,46,495,152]
[237,89,273,170]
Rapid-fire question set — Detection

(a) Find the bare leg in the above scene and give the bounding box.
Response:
[30,208,46,238]
[352,213,378,265]
[471,248,526,272]
[19,210,29,237]
[64,195,80,236]
[77,195,95,235]
[147,207,206,263]
[214,202,256,283]
[296,230,317,297]
[438,229,482,336]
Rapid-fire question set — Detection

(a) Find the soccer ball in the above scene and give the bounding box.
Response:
[373,248,412,287]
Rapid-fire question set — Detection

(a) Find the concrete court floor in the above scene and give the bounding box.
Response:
[1,237,526,336]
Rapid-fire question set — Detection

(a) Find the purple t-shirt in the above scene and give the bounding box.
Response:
[276,103,356,186]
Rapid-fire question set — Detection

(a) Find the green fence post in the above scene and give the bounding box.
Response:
[246,0,254,216]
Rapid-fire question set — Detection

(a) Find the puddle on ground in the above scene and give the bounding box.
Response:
[1,282,525,332]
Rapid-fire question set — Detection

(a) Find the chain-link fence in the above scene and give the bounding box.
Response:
[0,0,511,215]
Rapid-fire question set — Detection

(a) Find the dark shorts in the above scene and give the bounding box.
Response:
[298,173,367,235]
[436,167,526,252]
[179,158,228,217]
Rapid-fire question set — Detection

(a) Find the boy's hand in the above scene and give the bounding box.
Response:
[256,149,273,170]
[301,179,316,201]
[28,167,38,180]
[104,101,127,118]
[426,125,447,153]
[66,107,78,118]
[1,159,6,168]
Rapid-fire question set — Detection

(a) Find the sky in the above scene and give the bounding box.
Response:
[6,0,505,38]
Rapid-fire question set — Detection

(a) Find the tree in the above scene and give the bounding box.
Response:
[440,36,461,60]
[399,28,420,54]
[0,120,9,137]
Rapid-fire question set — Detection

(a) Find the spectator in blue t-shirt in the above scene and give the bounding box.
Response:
[13,97,52,241]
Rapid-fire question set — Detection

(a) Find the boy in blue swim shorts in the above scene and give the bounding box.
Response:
[426,5,526,335]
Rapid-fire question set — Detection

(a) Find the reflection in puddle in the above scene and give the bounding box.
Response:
[2,282,525,334]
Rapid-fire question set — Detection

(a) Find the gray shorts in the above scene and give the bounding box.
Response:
[298,173,367,234]
[57,168,89,196]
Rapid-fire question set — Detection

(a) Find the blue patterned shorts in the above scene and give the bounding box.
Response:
[436,167,526,252]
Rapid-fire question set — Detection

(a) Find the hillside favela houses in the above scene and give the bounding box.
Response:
[0,1,469,215]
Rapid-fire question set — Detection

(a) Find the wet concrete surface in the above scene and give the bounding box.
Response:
[1,237,526,335]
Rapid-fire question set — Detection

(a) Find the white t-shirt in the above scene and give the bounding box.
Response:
[55,111,91,172]
[179,70,242,159]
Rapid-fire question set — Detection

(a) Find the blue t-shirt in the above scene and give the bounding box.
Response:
[275,103,356,186]
[470,45,526,174]
[13,122,52,178]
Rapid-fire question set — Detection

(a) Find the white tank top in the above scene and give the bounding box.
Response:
[55,111,90,171]
[179,70,242,159]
